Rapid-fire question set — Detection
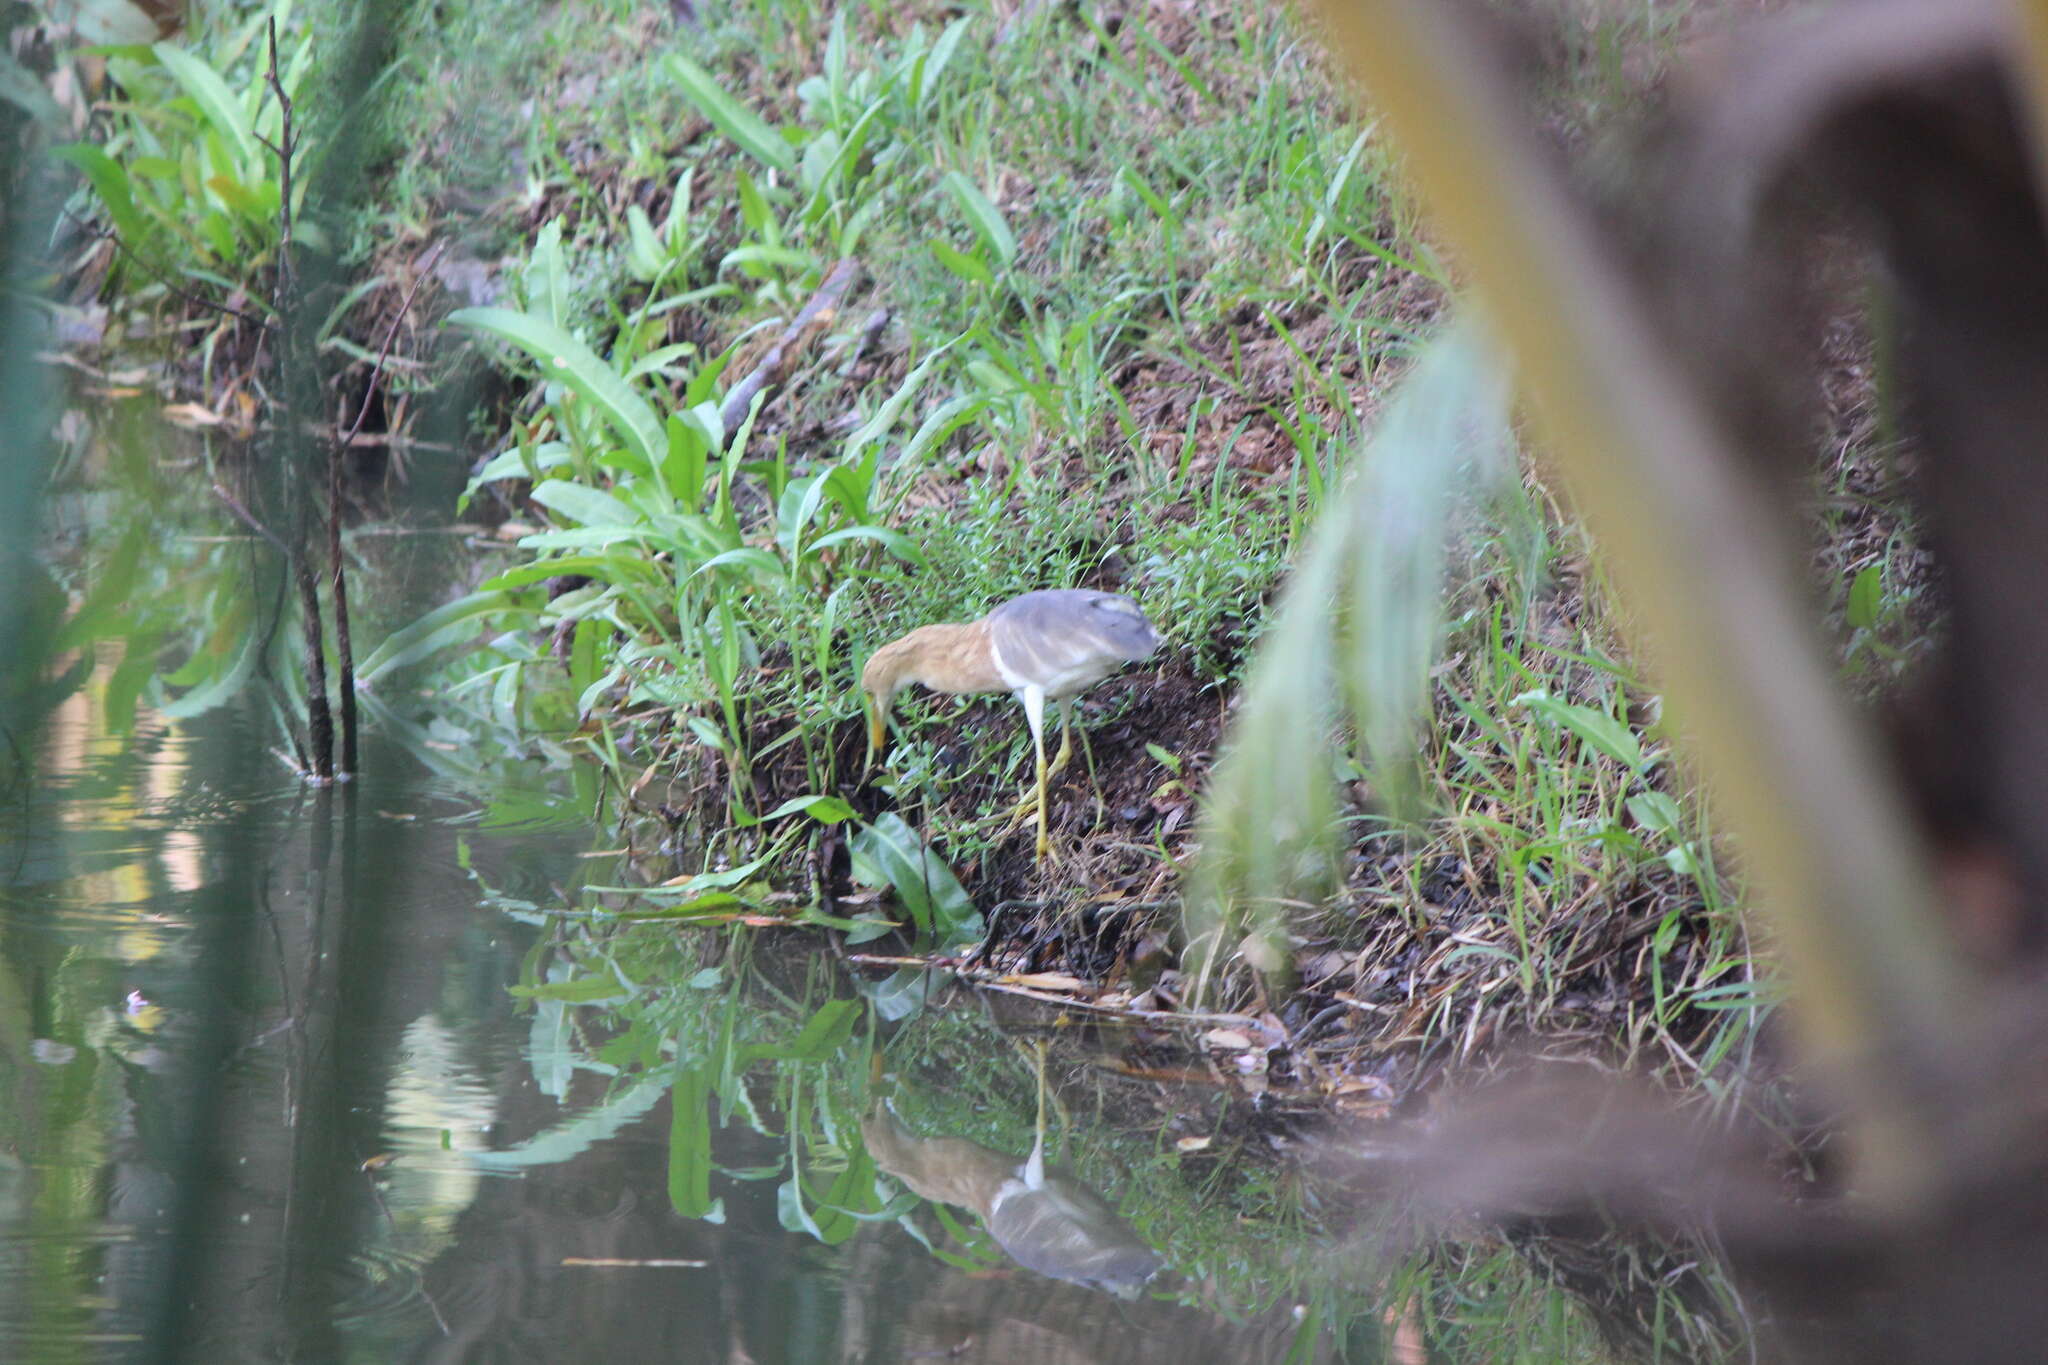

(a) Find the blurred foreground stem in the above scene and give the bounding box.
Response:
[1307,0,1965,1202]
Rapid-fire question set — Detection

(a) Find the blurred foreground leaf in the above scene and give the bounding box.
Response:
[1188,324,1512,989]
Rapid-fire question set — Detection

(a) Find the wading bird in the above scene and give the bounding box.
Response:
[861,1042,1161,1298]
[861,588,1162,862]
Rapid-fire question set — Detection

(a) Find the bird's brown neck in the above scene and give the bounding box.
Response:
[861,619,1008,706]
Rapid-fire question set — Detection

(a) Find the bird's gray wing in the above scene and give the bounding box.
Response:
[987,591,1160,689]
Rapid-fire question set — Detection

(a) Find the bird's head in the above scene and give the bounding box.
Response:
[1087,592,1163,661]
[859,647,904,768]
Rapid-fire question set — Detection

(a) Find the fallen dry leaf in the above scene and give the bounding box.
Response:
[995,972,1092,992]
[161,402,224,428]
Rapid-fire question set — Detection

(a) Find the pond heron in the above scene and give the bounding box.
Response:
[861,1043,1161,1298]
[861,588,1162,862]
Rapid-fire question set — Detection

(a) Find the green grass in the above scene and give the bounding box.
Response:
[322,0,1411,848]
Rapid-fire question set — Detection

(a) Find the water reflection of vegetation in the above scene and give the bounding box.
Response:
[499,900,1744,1358]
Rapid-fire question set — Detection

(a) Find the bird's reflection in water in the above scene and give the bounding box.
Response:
[863,1047,1161,1298]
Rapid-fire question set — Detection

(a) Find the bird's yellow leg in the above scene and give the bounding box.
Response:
[993,686,1060,861]
[1024,1037,1049,1188]
[1033,698,1053,864]
[1044,701,1076,779]
[1032,702,1108,830]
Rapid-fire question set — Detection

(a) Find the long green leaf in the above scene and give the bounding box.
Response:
[471,1076,670,1171]
[743,999,861,1064]
[1188,326,1512,989]
[359,589,518,683]
[942,171,1018,266]
[928,238,992,284]
[848,814,981,948]
[1511,690,1648,773]
[450,307,664,469]
[809,525,926,566]
[529,480,640,529]
[669,1063,722,1219]
[157,621,261,720]
[843,339,955,458]
[665,53,796,174]
[50,144,145,244]
[153,42,260,170]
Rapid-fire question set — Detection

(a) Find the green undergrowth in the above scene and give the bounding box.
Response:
[364,0,1414,876]
[488,886,1678,1359]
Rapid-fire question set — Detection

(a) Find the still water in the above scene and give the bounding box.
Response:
[0,438,1344,1361]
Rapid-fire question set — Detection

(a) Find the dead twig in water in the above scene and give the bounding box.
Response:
[209,481,290,555]
[325,239,447,775]
[844,952,1264,1026]
[59,208,272,330]
[260,17,334,783]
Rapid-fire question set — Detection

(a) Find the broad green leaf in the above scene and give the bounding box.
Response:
[778,1175,822,1238]
[508,974,634,1003]
[915,17,973,113]
[157,623,261,719]
[1512,690,1647,772]
[450,306,664,469]
[1626,791,1683,837]
[762,793,857,824]
[616,891,749,920]
[51,144,144,244]
[778,473,830,554]
[528,218,567,327]
[100,627,161,736]
[513,527,660,552]
[941,171,1017,265]
[470,441,570,485]
[569,615,605,699]
[665,53,795,174]
[153,42,260,169]
[843,339,955,457]
[529,479,641,529]
[694,546,784,581]
[809,525,926,566]
[1846,563,1882,631]
[799,127,842,196]
[720,243,816,275]
[481,555,657,591]
[530,997,573,1098]
[665,412,711,507]
[929,238,991,284]
[358,589,518,682]
[744,999,861,1063]
[1189,326,1515,988]
[624,342,699,382]
[669,1062,721,1218]
[472,1075,670,1171]
[848,814,981,948]
[625,204,667,281]
[589,852,774,899]
[205,172,265,219]
[807,1142,878,1244]
[901,394,988,466]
